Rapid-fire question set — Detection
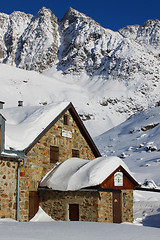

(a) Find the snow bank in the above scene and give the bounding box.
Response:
[1,221,160,240]
[0,218,17,222]
[40,156,136,190]
[30,206,55,222]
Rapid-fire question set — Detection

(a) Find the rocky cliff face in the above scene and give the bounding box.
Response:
[0,11,32,64]
[0,7,160,117]
[58,7,122,75]
[0,7,59,72]
[119,19,160,55]
[57,8,160,114]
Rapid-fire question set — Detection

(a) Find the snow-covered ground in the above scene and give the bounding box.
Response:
[0,216,160,240]
[1,201,160,239]
[0,63,128,138]
[0,62,153,138]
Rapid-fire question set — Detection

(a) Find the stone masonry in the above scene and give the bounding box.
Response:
[39,190,99,222]
[98,191,113,222]
[121,190,133,222]
[0,160,18,219]
[39,189,134,223]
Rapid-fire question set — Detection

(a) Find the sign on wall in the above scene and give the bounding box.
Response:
[114,172,123,186]
[62,129,72,138]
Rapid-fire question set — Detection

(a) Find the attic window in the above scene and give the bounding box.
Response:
[72,149,80,158]
[64,114,69,125]
[50,146,59,163]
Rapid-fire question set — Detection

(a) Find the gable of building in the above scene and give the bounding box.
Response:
[100,165,139,190]
[24,102,101,158]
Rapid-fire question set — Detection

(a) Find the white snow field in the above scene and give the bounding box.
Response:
[0,218,160,240]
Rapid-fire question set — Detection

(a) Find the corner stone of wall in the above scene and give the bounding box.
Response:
[98,191,113,222]
[0,160,17,220]
[121,190,133,222]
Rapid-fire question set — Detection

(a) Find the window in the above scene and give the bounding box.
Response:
[64,114,69,125]
[50,146,59,163]
[72,149,79,158]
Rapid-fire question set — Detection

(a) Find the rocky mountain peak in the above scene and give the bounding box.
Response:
[119,19,160,55]
[33,6,57,23]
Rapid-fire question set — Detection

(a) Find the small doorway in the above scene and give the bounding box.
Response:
[69,204,79,221]
[113,192,122,223]
[29,191,39,220]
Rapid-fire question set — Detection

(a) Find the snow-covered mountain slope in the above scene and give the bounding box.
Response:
[0,7,160,121]
[0,63,127,137]
[94,106,160,187]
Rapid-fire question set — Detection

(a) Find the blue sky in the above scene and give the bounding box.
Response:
[1,0,160,31]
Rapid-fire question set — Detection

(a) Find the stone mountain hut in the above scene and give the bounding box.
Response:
[39,156,139,223]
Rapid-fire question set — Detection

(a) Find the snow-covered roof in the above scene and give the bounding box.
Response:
[40,156,138,191]
[0,102,71,151]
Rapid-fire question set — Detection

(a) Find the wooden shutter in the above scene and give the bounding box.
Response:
[72,149,79,158]
[69,204,79,221]
[29,191,39,220]
[64,114,69,125]
[50,146,59,163]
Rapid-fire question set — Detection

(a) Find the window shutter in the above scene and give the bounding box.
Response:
[50,146,59,163]
[64,114,69,125]
[72,149,80,158]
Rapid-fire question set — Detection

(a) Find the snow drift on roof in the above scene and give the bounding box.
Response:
[0,102,70,151]
[40,156,136,191]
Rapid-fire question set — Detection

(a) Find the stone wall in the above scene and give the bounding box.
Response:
[0,159,18,219]
[39,189,134,223]
[98,191,113,222]
[39,189,99,222]
[121,190,133,222]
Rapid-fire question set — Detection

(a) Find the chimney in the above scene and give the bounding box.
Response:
[18,101,23,107]
[0,101,5,109]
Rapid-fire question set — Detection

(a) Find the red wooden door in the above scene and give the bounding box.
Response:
[113,192,122,223]
[69,204,79,221]
[29,191,39,220]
